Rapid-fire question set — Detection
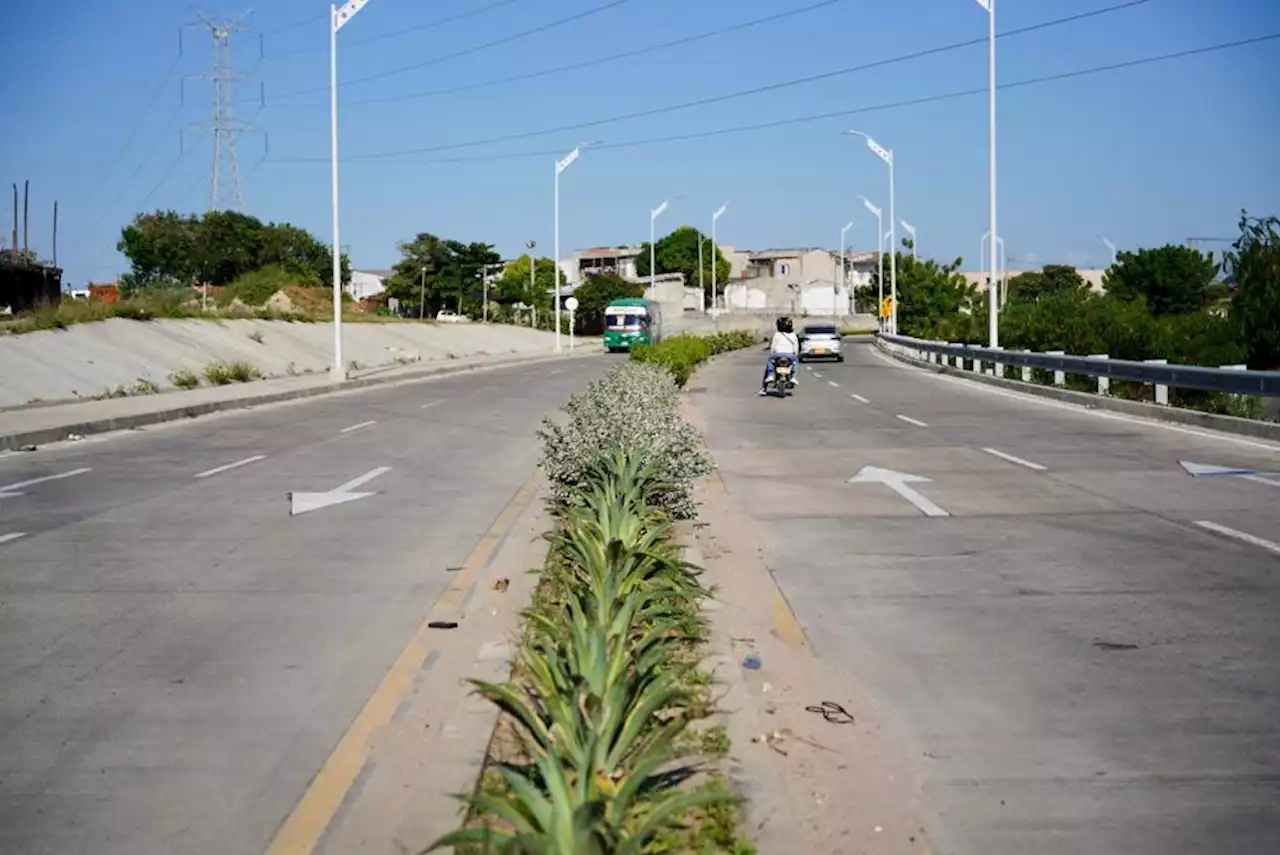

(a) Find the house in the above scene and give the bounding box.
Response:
[348,269,392,300]
[723,247,879,316]
[559,245,644,287]
[88,283,121,303]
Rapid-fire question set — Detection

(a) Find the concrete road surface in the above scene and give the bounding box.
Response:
[0,356,607,855]
[691,339,1280,855]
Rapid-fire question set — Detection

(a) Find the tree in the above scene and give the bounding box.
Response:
[439,240,502,316]
[384,232,450,313]
[117,209,348,296]
[1226,211,1280,369]
[492,254,563,309]
[1102,245,1219,316]
[634,226,730,296]
[1006,264,1088,304]
[868,242,978,339]
[569,273,644,334]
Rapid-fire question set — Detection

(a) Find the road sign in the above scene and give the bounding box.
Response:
[564,296,579,312]
[879,296,895,318]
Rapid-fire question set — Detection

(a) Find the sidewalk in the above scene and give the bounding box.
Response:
[0,350,595,451]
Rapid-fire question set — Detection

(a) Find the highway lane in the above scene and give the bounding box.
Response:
[692,339,1280,855]
[0,356,609,855]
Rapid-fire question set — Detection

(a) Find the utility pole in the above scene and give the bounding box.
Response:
[184,11,258,211]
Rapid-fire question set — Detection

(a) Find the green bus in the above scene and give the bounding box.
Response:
[603,298,663,352]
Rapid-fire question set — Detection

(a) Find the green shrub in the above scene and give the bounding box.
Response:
[630,330,755,387]
[203,360,263,385]
[539,362,711,519]
[226,263,317,307]
[169,369,201,390]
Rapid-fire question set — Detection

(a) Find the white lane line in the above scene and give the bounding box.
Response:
[339,420,378,434]
[420,400,444,410]
[0,533,26,545]
[812,372,824,379]
[851,393,870,404]
[981,447,1047,471]
[1195,521,1280,557]
[828,380,840,388]
[0,467,92,496]
[334,466,393,493]
[194,455,267,479]
[896,414,929,428]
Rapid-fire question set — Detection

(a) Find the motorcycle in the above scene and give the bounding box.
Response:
[769,357,796,397]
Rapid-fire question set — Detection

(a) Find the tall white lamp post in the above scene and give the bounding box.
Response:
[553,141,599,353]
[845,130,896,334]
[861,196,884,324]
[980,231,1006,308]
[329,0,378,382]
[1102,236,1117,266]
[900,218,918,259]
[649,199,669,293]
[711,203,727,313]
[838,220,853,319]
[973,0,999,348]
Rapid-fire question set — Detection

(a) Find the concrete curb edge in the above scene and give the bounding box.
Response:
[0,352,588,452]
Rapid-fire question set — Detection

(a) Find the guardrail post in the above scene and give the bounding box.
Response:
[1047,351,1066,386]
[1221,363,1246,408]
[970,349,982,373]
[1020,353,1031,383]
[1143,358,1169,405]
[1089,354,1110,395]
[990,346,1004,378]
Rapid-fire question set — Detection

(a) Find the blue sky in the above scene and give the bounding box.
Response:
[3,0,1278,286]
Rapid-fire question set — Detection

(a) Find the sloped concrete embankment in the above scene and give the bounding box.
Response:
[0,319,556,408]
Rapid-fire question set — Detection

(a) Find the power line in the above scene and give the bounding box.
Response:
[264,32,1279,165]
[266,10,327,35]
[276,0,849,107]
[273,0,635,99]
[266,0,526,59]
[332,0,1155,160]
[86,53,183,205]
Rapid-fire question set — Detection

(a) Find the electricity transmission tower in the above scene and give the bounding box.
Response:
[184,11,257,212]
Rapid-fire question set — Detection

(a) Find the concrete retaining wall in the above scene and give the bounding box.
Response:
[0,319,557,408]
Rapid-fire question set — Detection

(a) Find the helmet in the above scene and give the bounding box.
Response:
[776,316,793,333]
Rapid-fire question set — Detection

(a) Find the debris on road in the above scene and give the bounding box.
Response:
[743,653,762,669]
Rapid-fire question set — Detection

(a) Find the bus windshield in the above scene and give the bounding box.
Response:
[605,309,646,330]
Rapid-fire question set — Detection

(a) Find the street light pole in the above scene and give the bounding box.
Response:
[552,141,599,353]
[973,0,999,348]
[861,196,883,325]
[711,203,727,314]
[900,219,917,259]
[839,220,853,319]
[845,130,896,333]
[649,199,669,294]
[1102,236,1117,266]
[980,231,1006,308]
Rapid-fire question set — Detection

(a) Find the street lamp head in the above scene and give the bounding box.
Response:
[580,139,603,149]
[651,199,670,219]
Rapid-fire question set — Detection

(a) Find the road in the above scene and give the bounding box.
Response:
[0,356,606,855]
[691,338,1280,854]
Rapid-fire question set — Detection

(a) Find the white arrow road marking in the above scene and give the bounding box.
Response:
[0,467,92,498]
[851,393,869,403]
[895,414,929,428]
[1180,460,1280,486]
[849,465,950,517]
[1195,521,1280,556]
[0,533,26,545]
[340,420,378,434]
[195,455,266,479]
[982,447,1047,471]
[289,466,391,516]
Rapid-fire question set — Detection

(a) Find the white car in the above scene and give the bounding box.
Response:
[435,310,464,323]
[798,323,843,362]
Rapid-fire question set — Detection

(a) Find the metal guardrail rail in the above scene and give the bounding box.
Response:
[879,333,1280,397]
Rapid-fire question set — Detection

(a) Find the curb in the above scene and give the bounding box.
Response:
[876,340,1280,443]
[682,530,803,855]
[1,351,595,452]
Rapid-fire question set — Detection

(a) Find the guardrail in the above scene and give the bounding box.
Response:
[878,333,1280,398]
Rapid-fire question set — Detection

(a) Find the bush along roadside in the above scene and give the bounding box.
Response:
[427,361,754,854]
[630,331,757,387]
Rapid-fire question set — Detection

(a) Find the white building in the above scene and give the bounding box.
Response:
[347,269,392,300]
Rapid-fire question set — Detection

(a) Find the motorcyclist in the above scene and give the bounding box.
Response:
[760,316,800,395]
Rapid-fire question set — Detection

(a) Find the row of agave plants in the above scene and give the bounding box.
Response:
[428,359,752,854]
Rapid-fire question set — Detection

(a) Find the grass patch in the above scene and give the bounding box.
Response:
[169,369,201,390]
[203,360,263,385]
